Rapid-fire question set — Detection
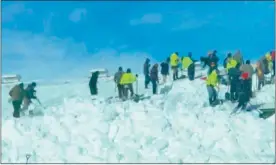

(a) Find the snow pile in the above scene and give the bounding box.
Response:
[1,75,275,163]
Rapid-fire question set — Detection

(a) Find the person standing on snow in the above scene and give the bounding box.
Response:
[260,53,271,75]
[201,50,219,70]
[114,67,124,98]
[182,52,195,81]
[233,50,244,69]
[160,58,170,84]
[119,68,137,99]
[236,72,251,110]
[170,52,179,81]
[22,82,39,111]
[143,58,151,89]
[240,60,254,97]
[206,62,220,106]
[89,71,100,96]
[150,64,159,94]
[228,64,242,102]
[9,82,25,118]
[211,50,220,69]
[256,61,265,90]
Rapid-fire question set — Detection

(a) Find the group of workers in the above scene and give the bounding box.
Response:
[8,49,275,118]
[9,82,39,118]
[204,50,275,108]
[105,49,275,110]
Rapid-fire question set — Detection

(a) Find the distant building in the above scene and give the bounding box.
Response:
[2,74,21,84]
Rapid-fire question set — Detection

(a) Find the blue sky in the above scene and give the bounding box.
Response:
[2,1,275,80]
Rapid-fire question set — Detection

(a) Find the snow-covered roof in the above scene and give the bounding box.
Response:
[89,68,108,73]
[2,74,21,78]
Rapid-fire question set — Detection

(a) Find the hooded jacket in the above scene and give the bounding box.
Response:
[9,84,25,101]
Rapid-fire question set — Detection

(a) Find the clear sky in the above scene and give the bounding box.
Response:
[2,1,275,81]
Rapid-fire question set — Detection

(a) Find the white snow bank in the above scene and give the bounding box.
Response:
[1,74,275,163]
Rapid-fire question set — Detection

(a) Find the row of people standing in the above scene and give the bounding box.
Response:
[142,52,197,95]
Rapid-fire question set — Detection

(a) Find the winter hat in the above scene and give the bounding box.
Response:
[31,82,37,87]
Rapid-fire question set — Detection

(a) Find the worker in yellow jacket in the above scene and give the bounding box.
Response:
[182,52,195,81]
[119,68,137,100]
[226,57,238,72]
[170,52,179,81]
[206,62,220,106]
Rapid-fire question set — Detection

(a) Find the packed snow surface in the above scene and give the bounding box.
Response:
[1,74,275,163]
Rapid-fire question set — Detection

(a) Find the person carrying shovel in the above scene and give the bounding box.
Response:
[22,82,41,111]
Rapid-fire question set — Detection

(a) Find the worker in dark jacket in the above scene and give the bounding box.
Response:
[22,82,38,111]
[143,58,151,88]
[228,65,241,102]
[160,58,169,84]
[236,72,251,110]
[150,64,159,94]
[201,50,219,69]
[240,60,254,97]
[114,67,124,98]
[89,71,100,96]
[9,83,25,118]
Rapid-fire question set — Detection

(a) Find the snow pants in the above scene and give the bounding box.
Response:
[171,66,178,80]
[117,84,124,98]
[12,100,22,118]
[188,63,195,81]
[151,79,157,94]
[207,85,217,105]
[144,74,151,88]
[90,85,98,95]
[123,84,134,99]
